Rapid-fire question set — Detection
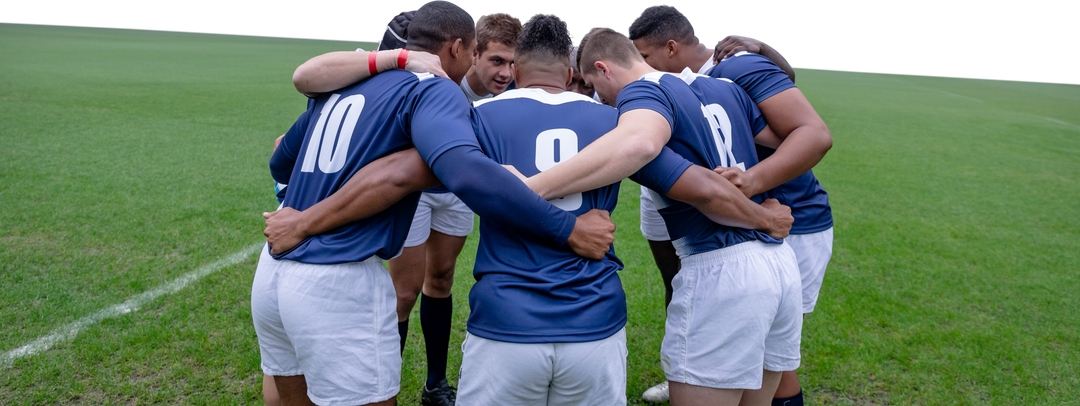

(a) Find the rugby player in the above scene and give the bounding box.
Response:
[459,14,793,405]
[517,28,824,406]
[252,2,613,405]
[628,7,833,405]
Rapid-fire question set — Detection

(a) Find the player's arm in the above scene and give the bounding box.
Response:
[721,90,832,198]
[525,109,671,200]
[665,165,792,238]
[292,50,446,96]
[713,36,796,83]
[411,81,614,259]
[263,148,441,254]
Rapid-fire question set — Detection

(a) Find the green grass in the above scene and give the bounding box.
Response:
[1,23,1078,404]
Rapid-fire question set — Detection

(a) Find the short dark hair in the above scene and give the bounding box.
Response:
[475,13,522,55]
[627,5,696,48]
[577,28,642,76]
[405,1,475,54]
[515,14,572,69]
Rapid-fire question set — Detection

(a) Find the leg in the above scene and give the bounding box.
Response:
[773,370,802,399]
[274,375,316,406]
[640,186,679,403]
[422,231,467,298]
[668,381,742,406]
[263,374,281,406]
[647,239,681,307]
[420,231,467,392]
[388,243,427,354]
[738,370,782,406]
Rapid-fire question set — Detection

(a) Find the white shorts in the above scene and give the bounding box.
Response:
[662,241,802,389]
[404,192,475,247]
[786,227,834,313]
[456,329,628,406]
[639,185,670,241]
[251,245,401,405]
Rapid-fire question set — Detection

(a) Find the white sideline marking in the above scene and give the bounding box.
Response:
[940,91,984,103]
[1045,117,1080,130]
[1,243,263,369]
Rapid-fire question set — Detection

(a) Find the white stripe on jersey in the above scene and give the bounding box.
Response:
[472,87,603,108]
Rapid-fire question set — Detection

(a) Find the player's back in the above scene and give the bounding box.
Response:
[270,70,470,264]
[620,72,781,257]
[467,88,625,344]
[709,52,832,233]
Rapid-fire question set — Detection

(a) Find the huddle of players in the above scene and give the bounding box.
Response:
[254,1,833,406]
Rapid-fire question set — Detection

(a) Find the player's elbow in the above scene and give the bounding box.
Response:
[627,134,665,167]
[292,64,321,96]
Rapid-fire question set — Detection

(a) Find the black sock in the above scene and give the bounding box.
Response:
[420,293,452,389]
[772,391,804,406]
[398,319,409,355]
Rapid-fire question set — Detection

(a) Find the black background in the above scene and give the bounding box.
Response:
[12,0,1075,80]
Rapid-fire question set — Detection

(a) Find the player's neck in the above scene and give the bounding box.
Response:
[464,68,490,97]
[691,42,713,73]
[516,73,567,95]
[627,61,657,80]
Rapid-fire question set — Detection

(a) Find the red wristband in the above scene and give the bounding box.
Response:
[398,49,409,70]
[368,51,378,74]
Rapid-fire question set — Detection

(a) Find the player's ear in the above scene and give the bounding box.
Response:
[594,61,609,78]
[564,67,573,88]
[451,38,464,59]
[666,39,678,57]
[511,62,521,82]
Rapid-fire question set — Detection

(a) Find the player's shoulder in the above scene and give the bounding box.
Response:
[713,51,784,76]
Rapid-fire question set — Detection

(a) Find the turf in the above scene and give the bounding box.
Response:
[1,23,1078,404]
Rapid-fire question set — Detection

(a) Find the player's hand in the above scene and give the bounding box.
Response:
[760,198,793,239]
[263,207,308,255]
[501,164,527,182]
[404,50,447,78]
[714,166,756,198]
[713,35,766,64]
[567,209,616,260]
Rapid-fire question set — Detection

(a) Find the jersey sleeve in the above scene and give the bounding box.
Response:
[406,79,577,245]
[631,146,693,195]
[711,53,795,104]
[733,84,768,136]
[269,107,313,184]
[616,81,676,131]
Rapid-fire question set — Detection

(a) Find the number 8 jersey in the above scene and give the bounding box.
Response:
[622,71,783,258]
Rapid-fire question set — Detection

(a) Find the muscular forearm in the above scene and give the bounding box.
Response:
[296,148,440,236]
[293,50,404,96]
[745,123,831,196]
[666,165,772,231]
[526,109,668,200]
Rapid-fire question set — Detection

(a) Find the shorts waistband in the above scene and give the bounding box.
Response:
[681,240,787,268]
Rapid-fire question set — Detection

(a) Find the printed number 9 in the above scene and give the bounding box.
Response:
[535,129,583,211]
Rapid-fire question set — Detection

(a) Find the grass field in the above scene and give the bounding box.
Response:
[1,23,1078,405]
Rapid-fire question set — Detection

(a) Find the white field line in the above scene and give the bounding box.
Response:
[939,91,984,103]
[1,243,262,369]
[1045,117,1080,130]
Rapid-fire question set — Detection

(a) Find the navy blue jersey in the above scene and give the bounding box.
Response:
[708,52,833,234]
[468,88,625,343]
[269,71,575,264]
[621,72,781,257]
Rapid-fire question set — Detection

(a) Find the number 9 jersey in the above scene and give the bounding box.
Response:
[467,88,625,344]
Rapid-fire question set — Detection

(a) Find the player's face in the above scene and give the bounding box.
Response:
[474,41,515,95]
[567,68,595,98]
[583,71,617,107]
[632,38,677,73]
